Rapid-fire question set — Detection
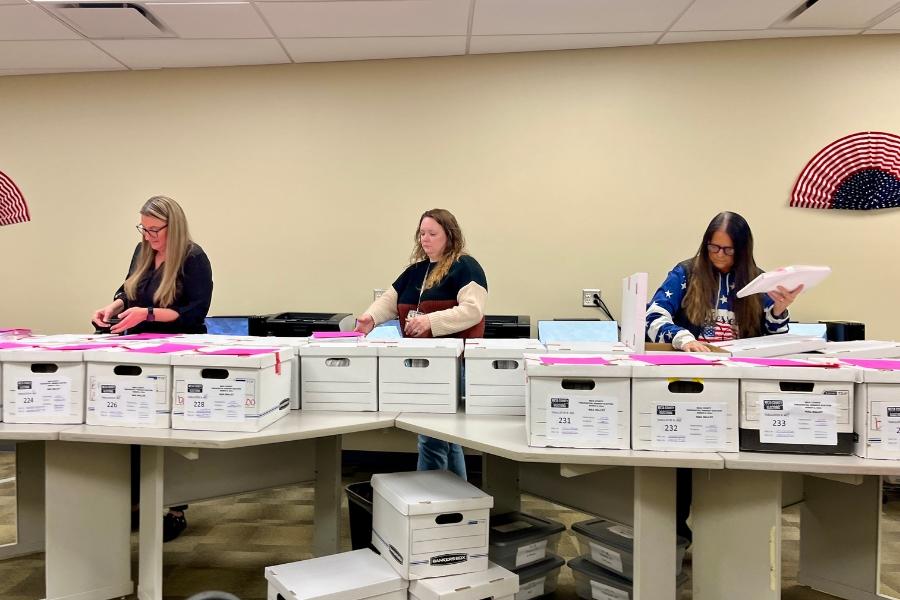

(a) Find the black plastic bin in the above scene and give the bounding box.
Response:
[345,481,376,551]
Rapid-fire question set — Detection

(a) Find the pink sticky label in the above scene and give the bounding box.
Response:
[729,357,839,368]
[840,358,900,371]
[630,354,722,366]
[127,343,204,354]
[539,356,611,366]
[200,347,280,356]
[53,343,123,351]
[0,342,37,349]
[312,331,363,339]
[116,333,179,341]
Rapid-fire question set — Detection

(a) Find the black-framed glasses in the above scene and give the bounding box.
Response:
[136,224,168,237]
[707,243,735,256]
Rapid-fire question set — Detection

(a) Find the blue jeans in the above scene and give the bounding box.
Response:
[417,435,467,480]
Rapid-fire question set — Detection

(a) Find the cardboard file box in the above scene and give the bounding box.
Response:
[84,349,172,428]
[171,348,292,432]
[464,339,545,416]
[488,512,564,571]
[631,364,739,452]
[376,339,463,413]
[739,365,857,454]
[230,337,307,410]
[408,562,518,600]
[512,554,564,600]
[264,549,407,600]
[2,349,85,424]
[568,556,688,600]
[524,356,631,449]
[571,518,688,580]
[371,470,493,580]
[300,342,378,411]
[853,366,900,459]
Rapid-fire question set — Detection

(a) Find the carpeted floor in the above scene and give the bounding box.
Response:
[2,449,899,600]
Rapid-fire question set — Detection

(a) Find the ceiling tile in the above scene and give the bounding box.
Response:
[0,0,28,4]
[0,40,124,68]
[472,0,693,35]
[257,0,470,38]
[470,32,659,54]
[671,0,800,31]
[94,38,289,68]
[147,3,272,38]
[282,36,465,62]
[0,5,81,40]
[870,7,900,28]
[785,0,900,29]
[53,5,169,38]
[659,29,862,44]
[0,66,126,76]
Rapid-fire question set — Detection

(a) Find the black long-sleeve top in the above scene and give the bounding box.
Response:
[113,243,213,334]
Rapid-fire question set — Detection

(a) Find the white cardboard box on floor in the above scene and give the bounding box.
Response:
[632,363,740,452]
[84,348,172,428]
[264,549,407,600]
[524,355,631,449]
[299,341,378,411]
[465,339,545,416]
[739,364,858,454]
[375,339,463,414]
[854,366,900,459]
[171,348,292,432]
[372,470,493,580]
[408,561,519,600]
[1,349,85,424]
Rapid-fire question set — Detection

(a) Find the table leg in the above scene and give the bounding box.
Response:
[138,446,164,600]
[313,435,341,556]
[0,441,45,560]
[633,466,677,600]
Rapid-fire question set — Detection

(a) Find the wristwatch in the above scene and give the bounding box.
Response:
[147,306,155,322]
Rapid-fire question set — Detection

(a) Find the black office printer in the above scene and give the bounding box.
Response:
[483,315,531,339]
[250,312,351,337]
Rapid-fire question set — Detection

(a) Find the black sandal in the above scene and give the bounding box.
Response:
[163,512,187,542]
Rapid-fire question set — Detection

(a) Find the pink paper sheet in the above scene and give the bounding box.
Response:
[116,333,179,341]
[841,358,900,371]
[540,356,611,366]
[127,343,203,354]
[629,354,721,366]
[312,331,363,339]
[200,347,280,356]
[0,342,37,350]
[0,328,31,335]
[729,357,838,368]
[53,343,123,351]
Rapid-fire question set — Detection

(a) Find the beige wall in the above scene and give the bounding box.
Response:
[1,35,899,338]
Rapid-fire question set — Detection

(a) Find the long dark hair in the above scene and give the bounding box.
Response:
[683,211,764,338]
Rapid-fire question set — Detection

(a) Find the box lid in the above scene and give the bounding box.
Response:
[408,562,517,600]
[571,518,689,553]
[371,470,493,516]
[513,553,564,580]
[544,342,629,354]
[299,343,378,357]
[374,338,463,358]
[523,355,632,378]
[738,364,859,383]
[171,347,290,368]
[489,512,565,547]
[83,348,172,366]
[465,339,545,358]
[567,556,689,589]
[822,340,900,359]
[264,549,407,600]
[712,334,827,357]
[629,362,740,380]
[0,348,84,363]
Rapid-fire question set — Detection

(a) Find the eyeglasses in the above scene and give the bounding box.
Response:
[707,243,735,256]
[136,224,168,237]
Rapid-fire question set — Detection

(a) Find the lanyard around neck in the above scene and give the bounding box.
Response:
[416,262,433,313]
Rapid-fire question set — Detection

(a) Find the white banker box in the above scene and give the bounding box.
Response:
[264,549,407,600]
[84,348,172,428]
[739,363,856,454]
[171,348,292,432]
[524,355,631,449]
[2,349,85,424]
[632,363,740,452]
[853,365,900,459]
[376,339,463,413]
[372,470,493,579]
[299,341,378,412]
[230,336,308,410]
[465,339,545,416]
[408,562,519,600]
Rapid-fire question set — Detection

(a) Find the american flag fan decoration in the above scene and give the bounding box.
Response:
[0,170,30,226]
[791,132,900,210]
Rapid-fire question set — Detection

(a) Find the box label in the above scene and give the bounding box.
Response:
[878,405,900,451]
[759,395,837,445]
[92,376,161,425]
[547,395,619,444]
[589,541,624,573]
[518,577,545,600]
[14,376,72,417]
[650,401,727,449]
[515,539,548,568]
[590,580,629,600]
[182,379,249,422]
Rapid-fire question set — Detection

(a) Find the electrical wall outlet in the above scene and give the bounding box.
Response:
[582,289,601,307]
[373,288,386,300]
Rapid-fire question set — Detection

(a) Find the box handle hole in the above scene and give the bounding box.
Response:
[780,381,814,392]
[492,360,519,370]
[435,512,463,525]
[404,358,430,368]
[201,368,229,379]
[325,358,351,367]
[561,379,595,390]
[667,380,704,394]
[113,365,142,376]
[31,363,58,374]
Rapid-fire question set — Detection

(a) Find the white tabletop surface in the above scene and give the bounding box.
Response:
[58,411,399,449]
[722,451,900,475]
[0,423,70,441]
[395,413,725,469]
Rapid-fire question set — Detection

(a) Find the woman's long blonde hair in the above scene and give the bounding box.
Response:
[410,208,466,291]
[123,196,192,308]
